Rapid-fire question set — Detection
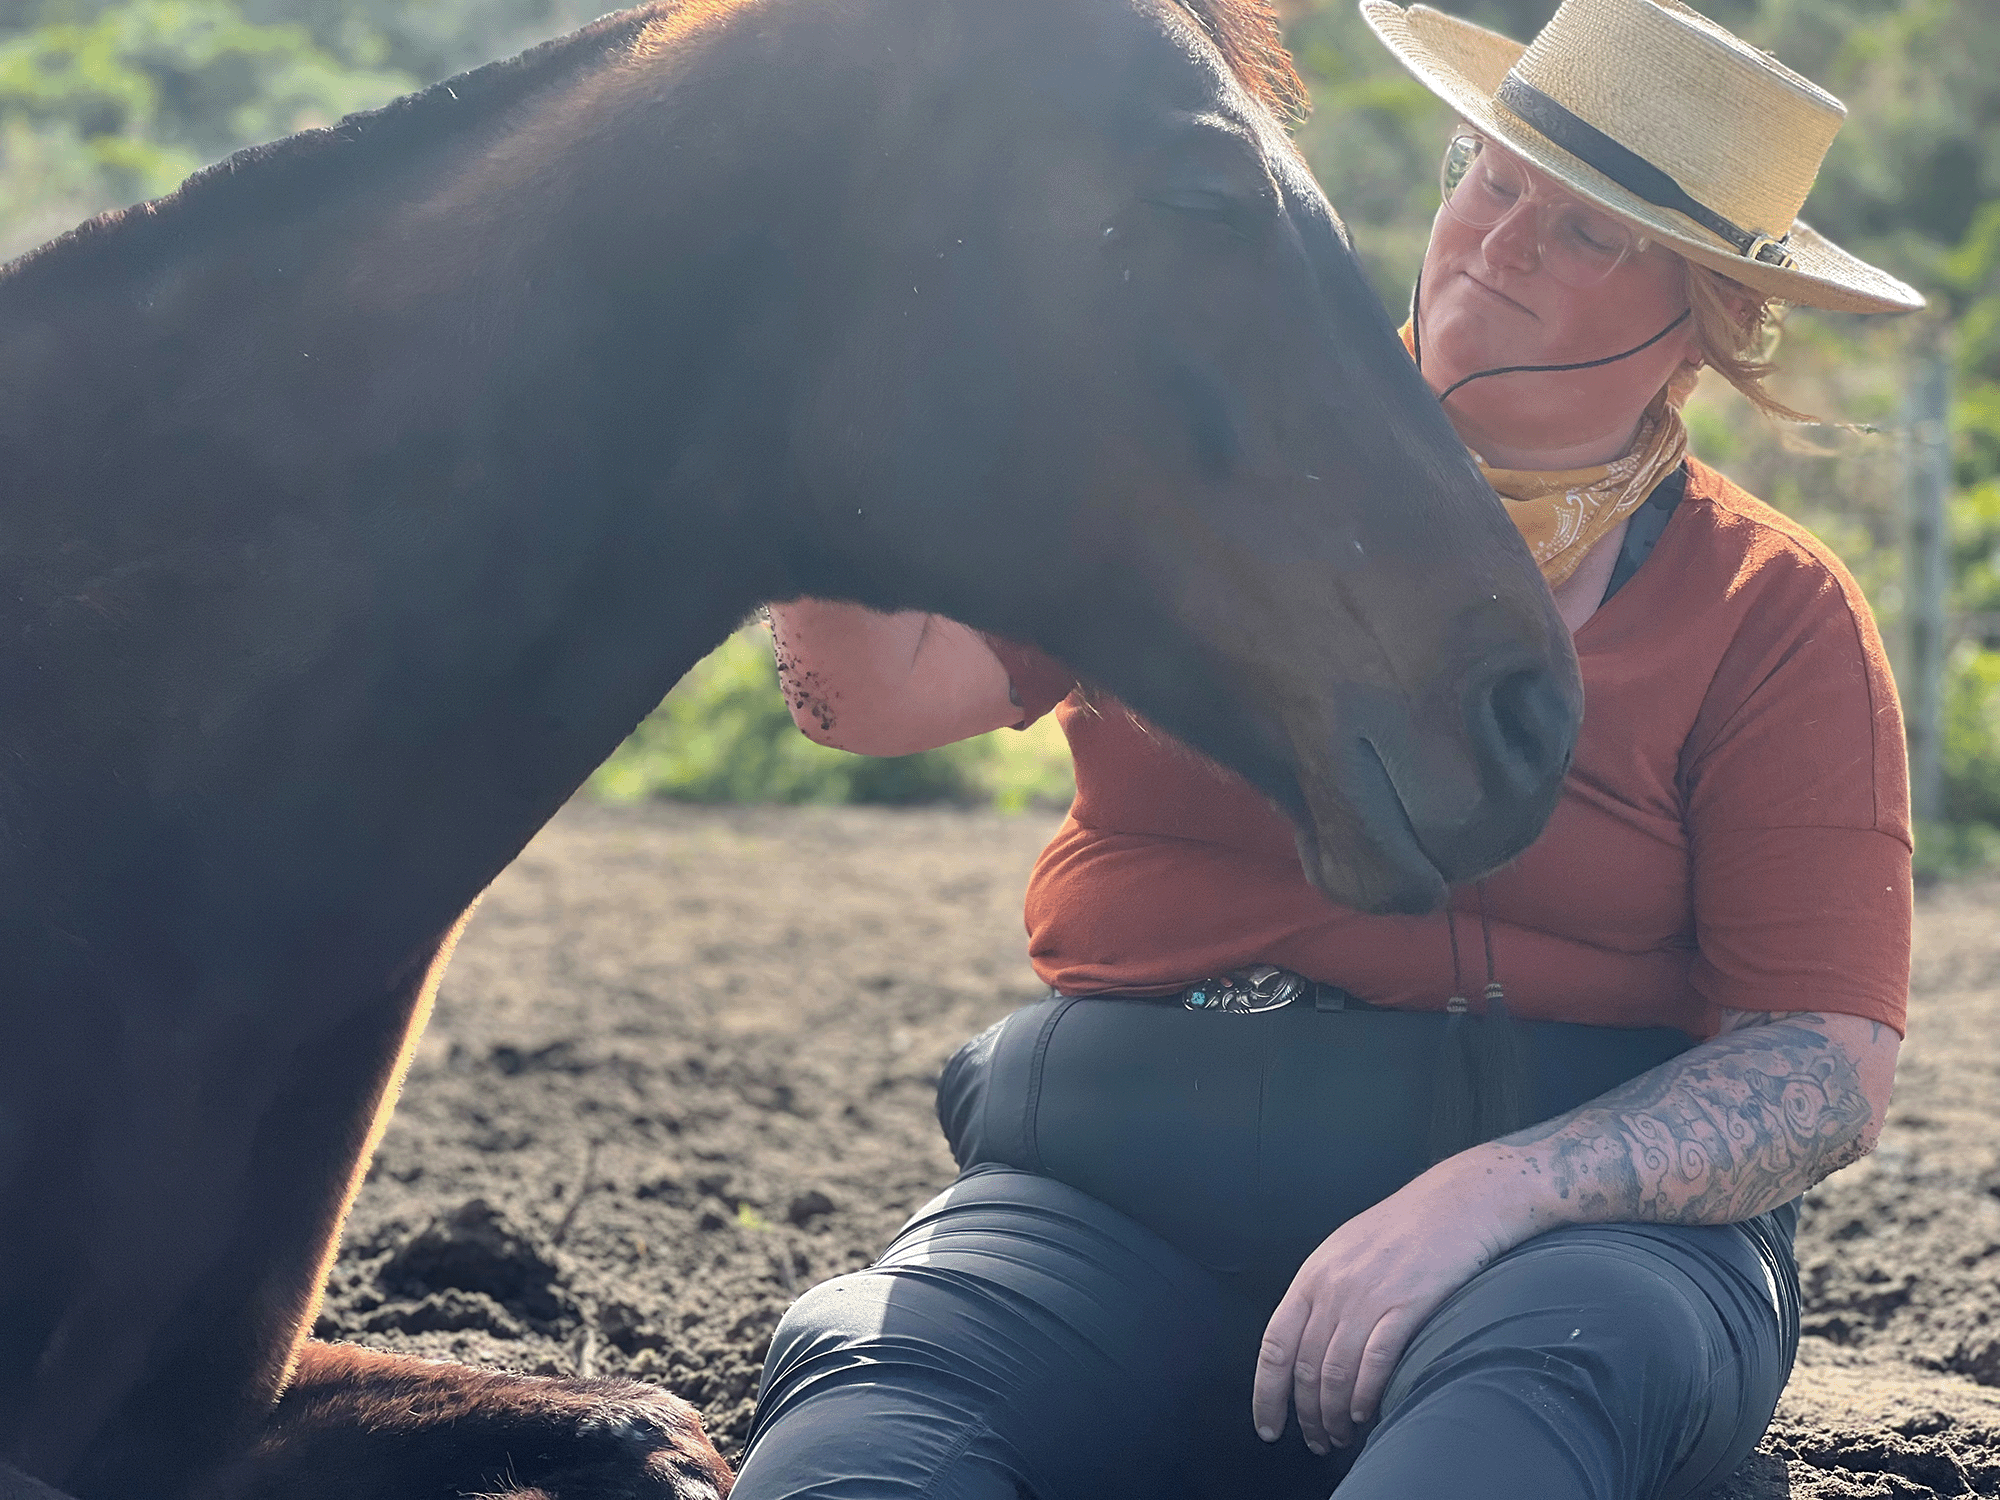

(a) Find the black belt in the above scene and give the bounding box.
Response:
[1084,965,1381,1017]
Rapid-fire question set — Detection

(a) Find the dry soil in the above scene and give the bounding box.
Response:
[315,801,2000,1498]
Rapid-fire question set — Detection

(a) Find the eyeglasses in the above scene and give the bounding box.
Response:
[1439,132,1650,288]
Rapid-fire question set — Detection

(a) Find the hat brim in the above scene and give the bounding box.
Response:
[1358,1,1925,315]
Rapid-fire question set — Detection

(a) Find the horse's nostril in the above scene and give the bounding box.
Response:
[1473,666,1576,799]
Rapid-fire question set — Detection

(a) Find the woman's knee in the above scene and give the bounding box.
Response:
[1361,1223,1788,1499]
[742,1167,1232,1499]
[738,1271,1029,1500]
[1385,1226,1738,1414]
[753,1270,899,1414]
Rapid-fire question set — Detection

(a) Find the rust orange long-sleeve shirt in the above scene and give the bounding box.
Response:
[994,459,1912,1039]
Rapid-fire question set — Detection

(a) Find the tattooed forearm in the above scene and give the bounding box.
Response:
[1489,1014,1877,1226]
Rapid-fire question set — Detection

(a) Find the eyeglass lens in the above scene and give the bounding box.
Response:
[1440,133,1638,287]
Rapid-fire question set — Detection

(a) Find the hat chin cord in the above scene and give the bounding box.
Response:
[1410,270,1693,403]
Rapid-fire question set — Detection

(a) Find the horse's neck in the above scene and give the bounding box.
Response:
[0,5,807,939]
[1,1,802,655]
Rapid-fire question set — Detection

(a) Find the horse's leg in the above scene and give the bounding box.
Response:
[267,908,477,1389]
[21,912,473,1498]
[44,898,728,1500]
[198,1343,731,1500]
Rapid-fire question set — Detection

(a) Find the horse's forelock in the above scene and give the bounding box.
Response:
[1171,0,1310,126]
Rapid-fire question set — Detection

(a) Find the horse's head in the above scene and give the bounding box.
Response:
[663,0,1580,914]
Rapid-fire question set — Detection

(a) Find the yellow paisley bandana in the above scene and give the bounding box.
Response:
[1397,321,1688,588]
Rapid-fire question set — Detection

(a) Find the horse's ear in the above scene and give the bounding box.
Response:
[1172,0,1309,126]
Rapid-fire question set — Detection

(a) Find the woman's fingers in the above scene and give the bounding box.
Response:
[1255,1284,1445,1454]
[1291,1305,1344,1452]
[1350,1307,1425,1428]
[1252,1173,1522,1454]
[1251,1291,1314,1442]
[1291,1304,1426,1453]
[1253,1288,1378,1455]
[1308,1313,1379,1451]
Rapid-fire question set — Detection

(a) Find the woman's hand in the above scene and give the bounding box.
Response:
[1250,1161,1530,1455]
[1252,1009,1893,1456]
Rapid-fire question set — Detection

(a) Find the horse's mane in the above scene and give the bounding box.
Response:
[0,0,1306,295]
[1175,0,1309,125]
[632,0,1309,126]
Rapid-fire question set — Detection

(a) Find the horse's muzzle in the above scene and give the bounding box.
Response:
[1467,662,1578,811]
[1292,655,1580,915]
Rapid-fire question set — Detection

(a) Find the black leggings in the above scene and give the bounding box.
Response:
[735,996,1802,1500]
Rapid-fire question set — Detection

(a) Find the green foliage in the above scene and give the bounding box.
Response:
[1940,202,2000,488]
[0,1,409,255]
[1942,643,2000,830]
[227,0,611,87]
[1940,480,2000,838]
[0,3,400,155]
[590,629,1074,813]
[0,0,604,260]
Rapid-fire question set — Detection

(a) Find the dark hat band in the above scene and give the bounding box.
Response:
[1495,75,1794,269]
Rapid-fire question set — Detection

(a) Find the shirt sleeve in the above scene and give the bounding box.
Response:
[976,633,1079,730]
[1681,552,1913,1035]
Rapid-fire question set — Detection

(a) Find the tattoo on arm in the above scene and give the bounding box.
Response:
[1495,1013,1875,1225]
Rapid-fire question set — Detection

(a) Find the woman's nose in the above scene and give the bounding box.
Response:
[1479,203,1540,273]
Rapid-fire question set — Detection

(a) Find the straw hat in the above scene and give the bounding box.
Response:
[1359,0,1924,313]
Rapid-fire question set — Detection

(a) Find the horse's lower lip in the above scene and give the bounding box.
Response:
[1357,736,1451,877]
[1298,740,1448,915]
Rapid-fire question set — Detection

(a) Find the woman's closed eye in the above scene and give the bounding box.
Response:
[1471,163,1521,207]
[1551,207,1626,257]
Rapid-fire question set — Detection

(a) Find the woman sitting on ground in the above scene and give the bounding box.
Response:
[734,1,1922,1495]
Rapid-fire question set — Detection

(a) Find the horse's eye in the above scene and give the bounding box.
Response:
[1143,189,1264,241]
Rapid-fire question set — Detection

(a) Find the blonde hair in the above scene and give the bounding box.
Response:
[1667,259,1815,423]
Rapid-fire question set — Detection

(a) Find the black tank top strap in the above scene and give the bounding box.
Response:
[1601,462,1688,605]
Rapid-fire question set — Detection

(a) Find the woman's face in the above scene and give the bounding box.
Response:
[1417,138,1701,465]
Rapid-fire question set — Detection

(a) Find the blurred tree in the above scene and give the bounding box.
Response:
[0,0,610,260]
[227,0,612,92]
[590,628,1073,812]
[0,0,408,255]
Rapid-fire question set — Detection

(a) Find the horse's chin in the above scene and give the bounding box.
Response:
[1292,742,1450,916]
[1293,822,1449,917]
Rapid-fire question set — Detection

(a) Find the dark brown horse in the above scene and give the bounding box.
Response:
[0,0,1579,1494]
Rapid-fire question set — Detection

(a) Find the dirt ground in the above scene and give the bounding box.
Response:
[317,800,2000,1498]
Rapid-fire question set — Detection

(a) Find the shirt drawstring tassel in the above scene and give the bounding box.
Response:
[1475,882,1530,1144]
[1428,883,1531,1162]
[1427,901,1478,1164]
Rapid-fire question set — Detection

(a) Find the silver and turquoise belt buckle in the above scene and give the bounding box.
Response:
[1182,965,1306,1014]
